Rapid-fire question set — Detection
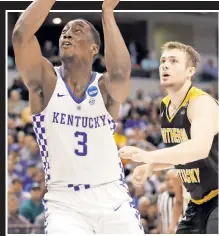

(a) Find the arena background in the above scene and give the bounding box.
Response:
[7,11,218,234]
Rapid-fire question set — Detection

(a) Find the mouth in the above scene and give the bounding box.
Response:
[61,41,73,48]
[162,73,171,80]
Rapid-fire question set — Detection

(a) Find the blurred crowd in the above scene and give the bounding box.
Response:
[8,39,218,82]
[7,65,218,233]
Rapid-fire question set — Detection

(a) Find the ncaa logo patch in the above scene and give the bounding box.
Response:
[87,86,98,97]
[89,98,95,105]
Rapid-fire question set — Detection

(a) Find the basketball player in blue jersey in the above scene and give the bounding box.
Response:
[12,0,143,234]
[120,41,218,233]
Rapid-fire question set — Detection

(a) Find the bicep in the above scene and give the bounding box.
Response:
[189,96,217,148]
[102,72,130,103]
[13,36,44,89]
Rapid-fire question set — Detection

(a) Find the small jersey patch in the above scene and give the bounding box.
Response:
[87,86,98,97]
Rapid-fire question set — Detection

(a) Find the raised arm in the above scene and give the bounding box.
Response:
[12,0,56,89]
[101,0,131,103]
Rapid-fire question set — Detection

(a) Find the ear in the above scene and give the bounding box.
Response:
[187,66,196,78]
[90,44,99,57]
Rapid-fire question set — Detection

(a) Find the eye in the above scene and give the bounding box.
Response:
[75,29,82,33]
[62,29,67,34]
[160,59,165,64]
[171,59,178,63]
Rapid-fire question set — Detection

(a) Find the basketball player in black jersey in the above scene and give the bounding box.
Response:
[120,41,218,234]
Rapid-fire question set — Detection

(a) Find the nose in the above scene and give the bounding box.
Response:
[162,62,169,71]
[63,34,72,40]
[63,28,73,39]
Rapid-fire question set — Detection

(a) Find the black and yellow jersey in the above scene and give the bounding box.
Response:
[160,85,218,204]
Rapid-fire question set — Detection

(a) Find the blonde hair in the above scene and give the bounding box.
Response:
[161,41,200,68]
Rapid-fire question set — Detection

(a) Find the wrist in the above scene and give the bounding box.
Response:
[102,8,114,15]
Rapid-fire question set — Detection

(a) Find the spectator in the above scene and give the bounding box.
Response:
[8,194,32,234]
[144,171,164,199]
[8,90,27,117]
[118,99,132,122]
[8,77,29,101]
[128,40,139,68]
[19,135,36,163]
[124,111,146,134]
[8,118,18,137]
[23,165,38,192]
[141,218,150,234]
[138,196,151,220]
[140,50,159,78]
[8,159,22,185]
[20,183,44,224]
[157,169,182,234]
[10,178,31,212]
[42,40,59,64]
[127,181,138,207]
[147,203,159,232]
[93,54,106,73]
[31,212,45,234]
[201,59,218,81]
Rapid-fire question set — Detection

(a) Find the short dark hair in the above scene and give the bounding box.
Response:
[12,178,22,185]
[78,19,101,49]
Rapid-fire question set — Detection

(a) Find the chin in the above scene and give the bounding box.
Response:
[160,81,174,88]
[60,54,75,63]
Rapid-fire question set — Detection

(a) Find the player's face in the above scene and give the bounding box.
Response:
[59,20,98,62]
[159,49,193,90]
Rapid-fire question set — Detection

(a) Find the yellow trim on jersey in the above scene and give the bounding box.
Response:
[161,86,218,123]
[191,189,219,205]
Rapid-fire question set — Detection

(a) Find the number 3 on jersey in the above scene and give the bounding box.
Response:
[74,131,87,156]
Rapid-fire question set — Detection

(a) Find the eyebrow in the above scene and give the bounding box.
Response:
[160,56,178,61]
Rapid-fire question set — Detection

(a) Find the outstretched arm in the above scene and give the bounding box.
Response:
[120,96,218,165]
[12,0,56,89]
[101,0,131,103]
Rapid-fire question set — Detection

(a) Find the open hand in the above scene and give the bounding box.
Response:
[102,0,120,10]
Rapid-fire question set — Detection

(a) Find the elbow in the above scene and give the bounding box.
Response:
[199,138,212,159]
[12,22,26,45]
[109,69,126,81]
[201,146,211,159]
[12,28,24,45]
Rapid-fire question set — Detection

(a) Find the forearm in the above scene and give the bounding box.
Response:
[13,0,56,42]
[149,139,209,165]
[152,163,174,171]
[102,9,131,80]
[169,202,183,229]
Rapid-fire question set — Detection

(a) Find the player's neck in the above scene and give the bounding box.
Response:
[167,81,192,108]
[60,61,93,98]
[61,60,93,87]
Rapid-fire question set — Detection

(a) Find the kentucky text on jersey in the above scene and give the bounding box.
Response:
[178,168,200,183]
[52,112,115,129]
[161,128,189,143]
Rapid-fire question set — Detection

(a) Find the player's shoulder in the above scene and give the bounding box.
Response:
[188,86,208,101]
[161,95,170,107]
[189,86,218,106]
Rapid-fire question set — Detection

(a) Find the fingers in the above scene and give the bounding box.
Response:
[119,146,139,160]
[131,164,154,187]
